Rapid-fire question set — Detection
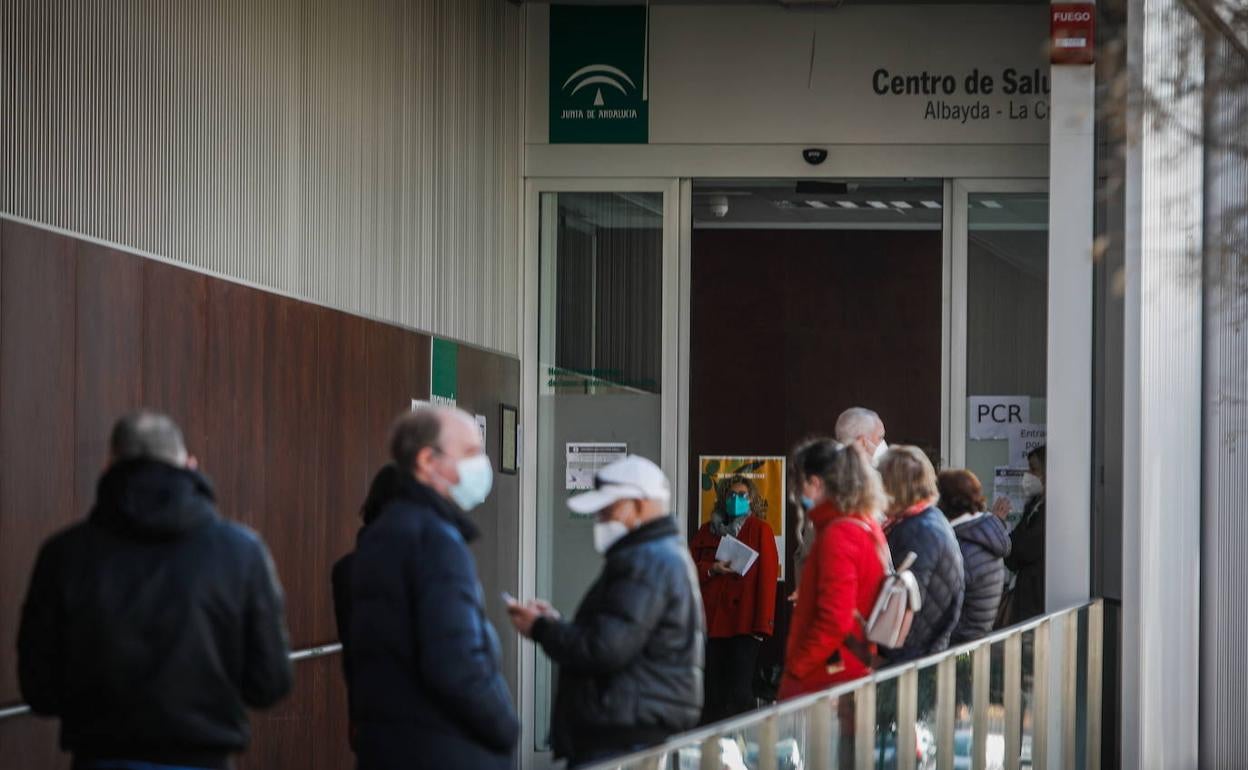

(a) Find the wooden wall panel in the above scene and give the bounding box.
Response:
[316,311,371,624]
[142,260,209,456]
[261,296,327,644]
[0,222,76,703]
[200,276,271,634]
[73,242,144,512]
[0,717,69,770]
[688,228,944,531]
[0,222,519,768]
[363,321,430,473]
[237,654,351,770]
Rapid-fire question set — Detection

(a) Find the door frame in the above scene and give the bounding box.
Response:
[518,175,1047,769]
[947,178,1049,469]
[519,177,682,769]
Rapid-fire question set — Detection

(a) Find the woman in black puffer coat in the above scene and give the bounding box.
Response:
[937,469,1011,644]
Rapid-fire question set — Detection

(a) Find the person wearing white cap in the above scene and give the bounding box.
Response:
[507,455,705,767]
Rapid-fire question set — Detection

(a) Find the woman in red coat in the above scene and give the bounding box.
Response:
[779,439,887,700]
[689,474,779,723]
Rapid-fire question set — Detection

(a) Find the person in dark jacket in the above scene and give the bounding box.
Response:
[331,462,403,744]
[347,407,519,770]
[878,446,965,663]
[1002,446,1047,624]
[937,469,1011,643]
[508,455,705,767]
[17,410,292,770]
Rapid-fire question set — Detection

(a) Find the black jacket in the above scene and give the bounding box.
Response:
[17,460,292,769]
[1004,496,1046,623]
[949,513,1011,644]
[346,473,519,770]
[884,506,965,662]
[331,464,404,701]
[533,517,705,763]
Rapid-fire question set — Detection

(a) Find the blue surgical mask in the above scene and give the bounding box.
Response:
[800,496,815,511]
[448,454,494,511]
[726,494,750,517]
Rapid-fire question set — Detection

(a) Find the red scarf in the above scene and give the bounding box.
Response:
[883,498,936,535]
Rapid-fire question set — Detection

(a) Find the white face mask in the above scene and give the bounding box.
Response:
[872,440,889,467]
[443,454,494,511]
[1021,471,1044,498]
[593,520,630,554]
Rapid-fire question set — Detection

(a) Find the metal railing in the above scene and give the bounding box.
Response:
[0,642,343,722]
[589,601,1104,770]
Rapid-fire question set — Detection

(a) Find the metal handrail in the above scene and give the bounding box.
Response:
[0,641,343,722]
[587,599,1104,770]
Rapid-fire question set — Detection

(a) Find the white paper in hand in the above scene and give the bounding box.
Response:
[715,535,759,576]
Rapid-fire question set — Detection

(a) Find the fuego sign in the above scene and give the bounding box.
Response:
[1051,3,1095,64]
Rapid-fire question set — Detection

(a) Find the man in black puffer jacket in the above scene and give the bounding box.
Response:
[347,408,519,770]
[508,456,705,767]
[879,446,965,663]
[937,469,1012,644]
[18,411,292,770]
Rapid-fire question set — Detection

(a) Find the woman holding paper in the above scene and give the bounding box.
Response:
[779,440,887,699]
[689,475,779,723]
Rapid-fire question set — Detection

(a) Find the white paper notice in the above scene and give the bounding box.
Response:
[475,414,487,445]
[565,442,628,490]
[715,535,760,576]
[1007,424,1047,468]
[993,467,1028,530]
[968,396,1031,440]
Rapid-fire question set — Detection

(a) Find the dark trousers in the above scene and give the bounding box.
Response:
[701,634,762,725]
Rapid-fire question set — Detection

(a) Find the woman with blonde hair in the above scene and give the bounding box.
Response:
[878,446,965,662]
[779,439,887,699]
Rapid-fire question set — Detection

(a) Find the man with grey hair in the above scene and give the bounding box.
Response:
[835,406,888,465]
[345,406,518,770]
[18,410,292,770]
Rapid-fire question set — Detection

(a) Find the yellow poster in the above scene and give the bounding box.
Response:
[698,456,787,580]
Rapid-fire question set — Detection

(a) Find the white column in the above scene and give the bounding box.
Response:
[1046,20,1096,616]
[1121,0,1204,766]
[1045,7,1096,764]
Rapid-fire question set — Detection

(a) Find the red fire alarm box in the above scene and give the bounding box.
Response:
[1051,3,1095,64]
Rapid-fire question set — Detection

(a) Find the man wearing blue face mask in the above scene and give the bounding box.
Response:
[507,456,705,767]
[346,407,518,770]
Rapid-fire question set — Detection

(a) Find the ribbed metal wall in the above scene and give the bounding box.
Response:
[1122,0,1205,766]
[1200,24,1248,769]
[0,0,525,355]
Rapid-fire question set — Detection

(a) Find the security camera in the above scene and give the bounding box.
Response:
[802,148,828,165]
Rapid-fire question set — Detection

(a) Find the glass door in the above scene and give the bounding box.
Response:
[520,179,681,765]
[950,180,1050,526]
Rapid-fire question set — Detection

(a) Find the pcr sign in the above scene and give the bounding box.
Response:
[968,396,1030,441]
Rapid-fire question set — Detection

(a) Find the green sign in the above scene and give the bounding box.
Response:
[549,5,648,144]
[431,338,458,406]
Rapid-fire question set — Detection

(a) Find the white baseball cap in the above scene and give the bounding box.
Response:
[567,455,671,515]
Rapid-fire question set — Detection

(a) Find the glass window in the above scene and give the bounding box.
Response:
[965,192,1049,527]
[534,191,665,749]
